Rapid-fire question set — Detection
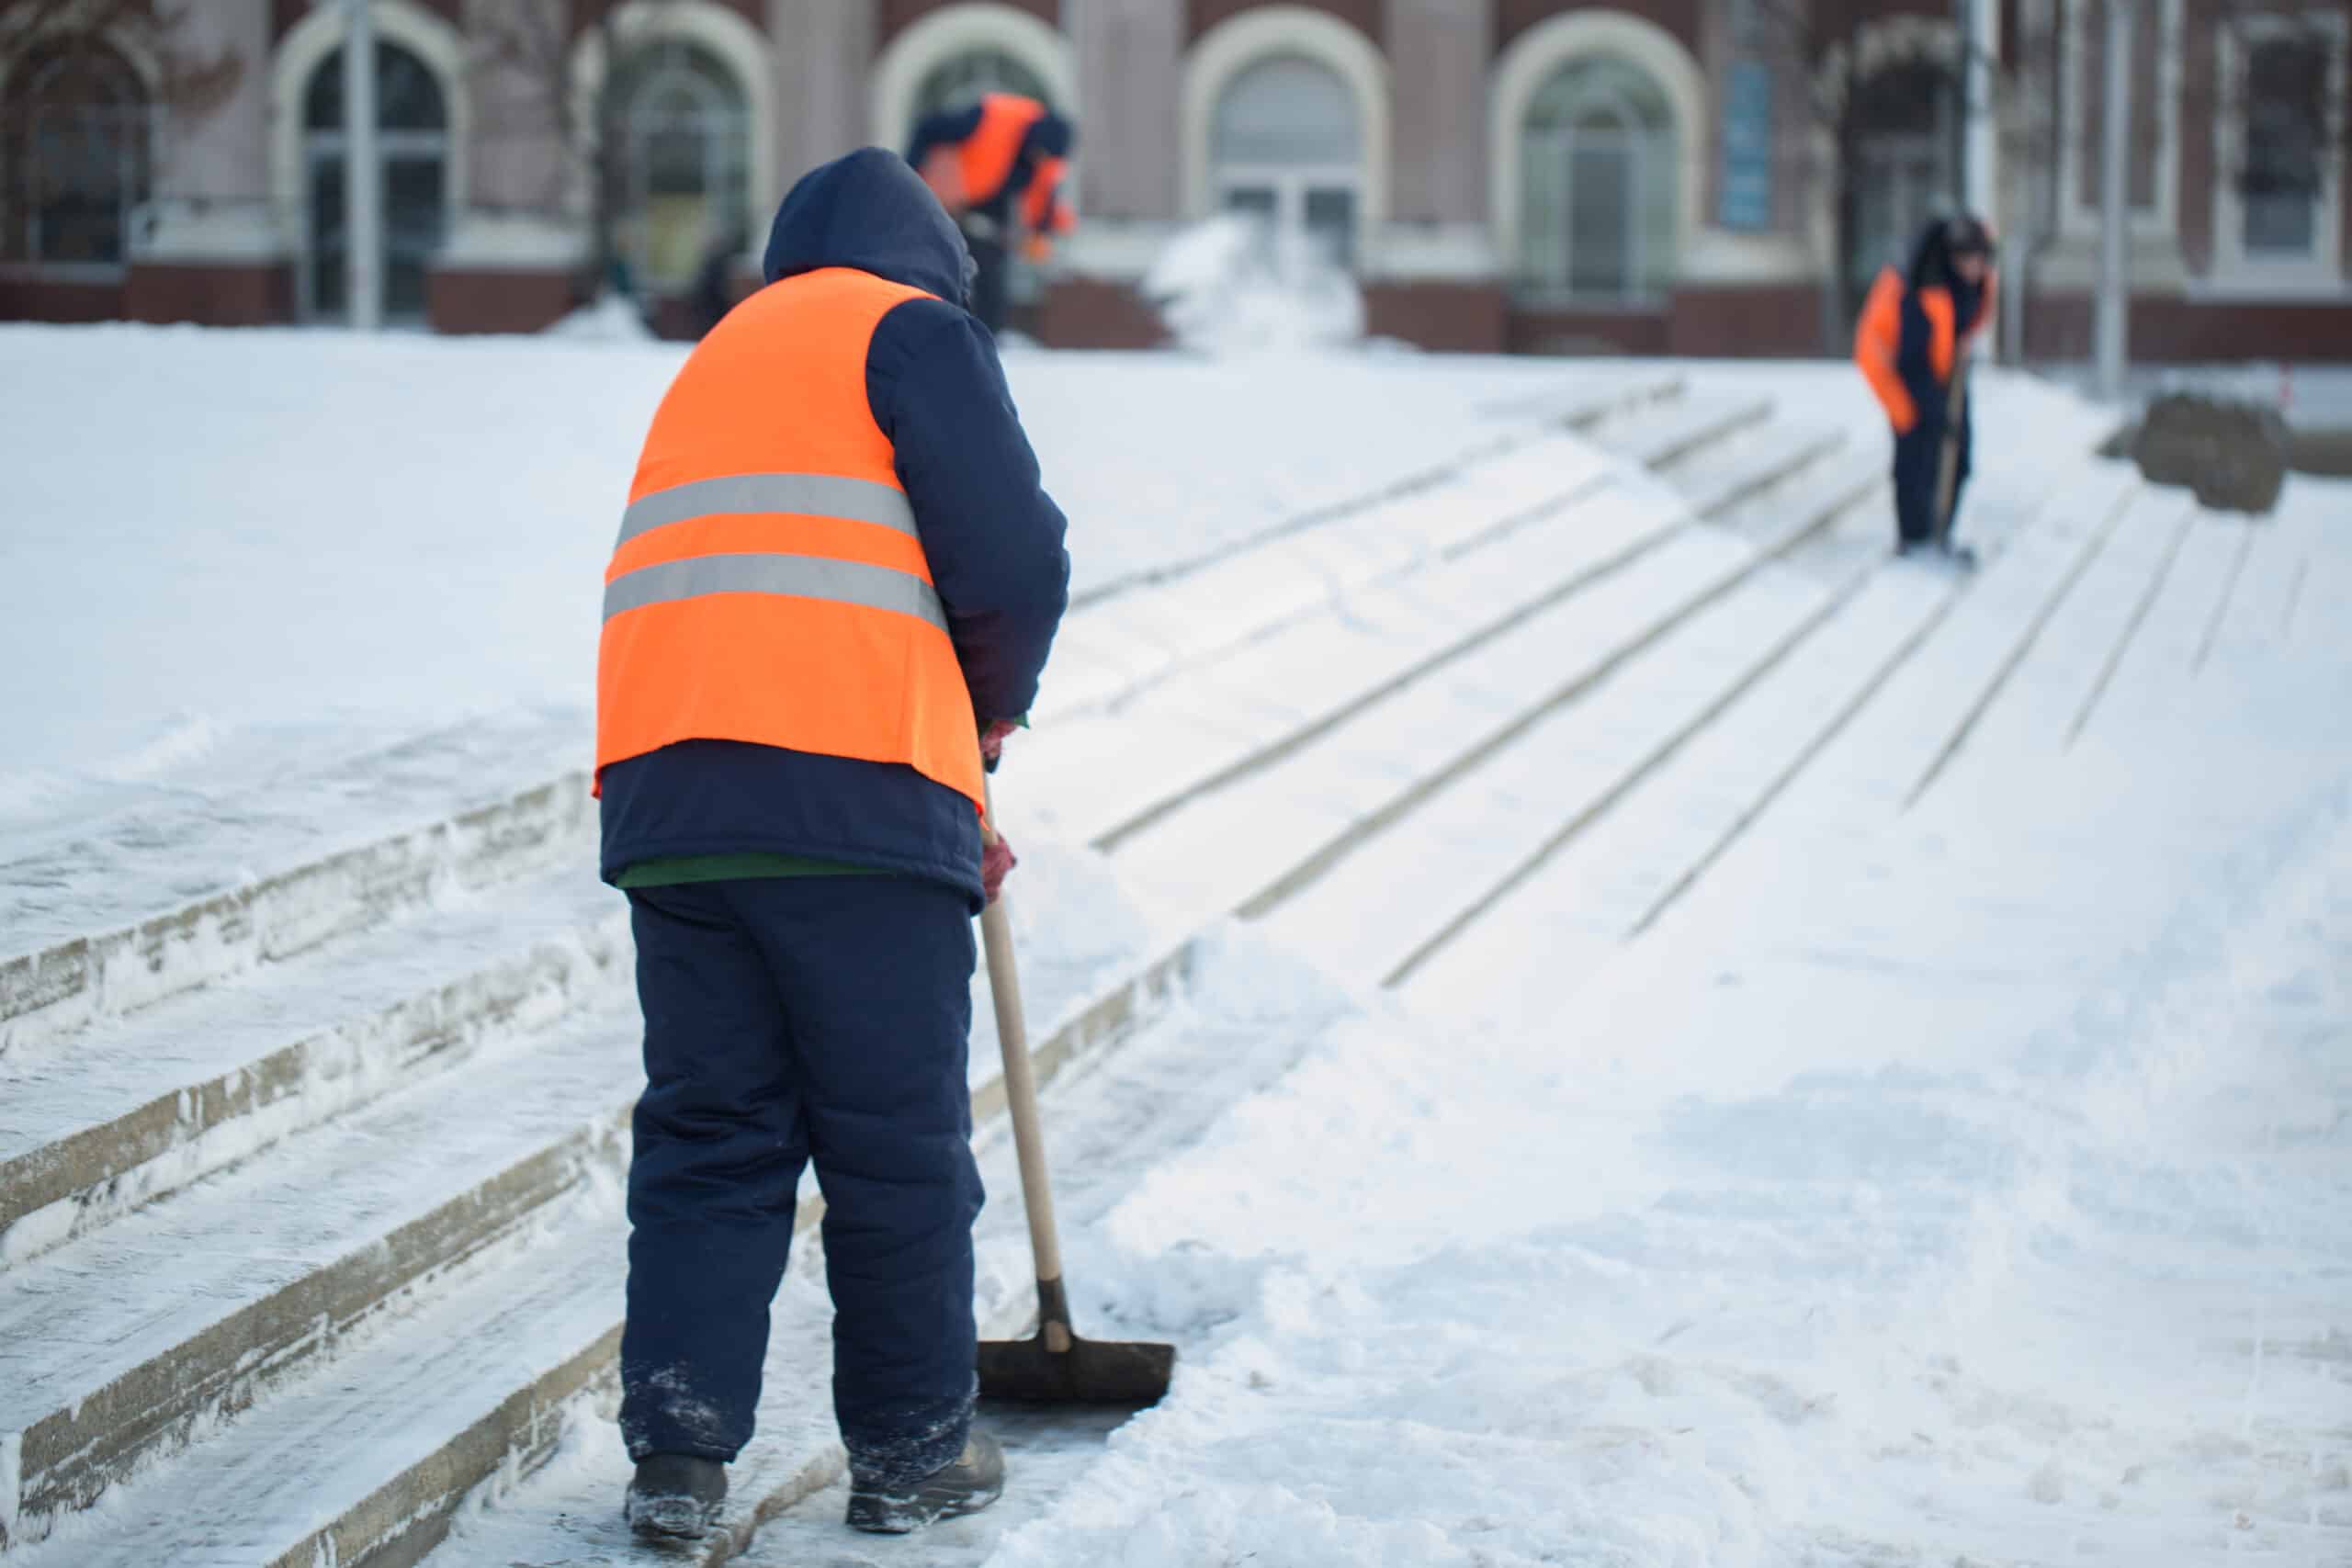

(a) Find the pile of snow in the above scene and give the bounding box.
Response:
[1143,214,1365,355]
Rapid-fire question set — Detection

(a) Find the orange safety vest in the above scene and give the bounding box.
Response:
[1855,265,1997,434]
[956,93,1048,211]
[595,267,985,812]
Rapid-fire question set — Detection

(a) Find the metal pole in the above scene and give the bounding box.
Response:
[1963,0,2002,359]
[2096,0,2132,402]
[343,0,381,330]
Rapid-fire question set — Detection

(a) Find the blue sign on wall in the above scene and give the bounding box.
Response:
[1720,60,1774,231]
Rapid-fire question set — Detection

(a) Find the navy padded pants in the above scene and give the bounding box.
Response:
[618,875,981,1485]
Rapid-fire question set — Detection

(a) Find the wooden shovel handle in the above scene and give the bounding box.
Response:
[978,786,1074,1351]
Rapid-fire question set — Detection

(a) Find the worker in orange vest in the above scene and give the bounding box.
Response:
[596,148,1069,1541]
[907,92,1076,335]
[1855,214,1997,566]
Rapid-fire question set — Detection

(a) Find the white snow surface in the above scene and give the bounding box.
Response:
[0,322,2344,1566]
[0,322,1575,794]
[944,689,2352,1568]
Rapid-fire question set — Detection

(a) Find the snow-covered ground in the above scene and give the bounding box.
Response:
[2,321,2345,1568]
[952,682,2352,1567]
[0,323,1575,785]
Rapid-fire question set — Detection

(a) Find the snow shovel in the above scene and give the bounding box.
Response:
[974,795,1176,1407]
[1934,350,1971,548]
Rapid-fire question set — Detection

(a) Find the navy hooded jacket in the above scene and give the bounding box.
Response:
[1894,218,1990,431]
[597,149,1071,908]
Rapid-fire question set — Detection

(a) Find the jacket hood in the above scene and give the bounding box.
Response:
[762,147,974,304]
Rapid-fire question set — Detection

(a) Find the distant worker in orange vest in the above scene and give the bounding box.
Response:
[1855,213,1997,567]
[596,148,1069,1541]
[907,92,1076,336]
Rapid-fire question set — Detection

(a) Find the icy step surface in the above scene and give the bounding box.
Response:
[1399,548,1969,1021]
[0,857,627,1265]
[1039,434,1617,723]
[5,917,1282,1568]
[1103,469,1860,939]
[2204,480,2330,662]
[0,705,586,950]
[0,834,1178,1553]
[1598,390,1773,469]
[1958,486,2200,761]
[1008,482,1690,851]
[0,1001,642,1541]
[2083,510,2271,739]
[1258,553,1849,988]
[0,766,594,1053]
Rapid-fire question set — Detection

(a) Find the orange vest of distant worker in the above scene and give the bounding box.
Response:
[595,267,985,813]
[1853,266,1997,434]
[956,93,1070,233]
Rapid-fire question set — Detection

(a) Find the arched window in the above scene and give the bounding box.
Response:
[608,39,750,294]
[2,39,151,267]
[1520,57,1675,300]
[915,49,1053,118]
[2242,33,2328,254]
[1211,53,1362,269]
[303,40,448,320]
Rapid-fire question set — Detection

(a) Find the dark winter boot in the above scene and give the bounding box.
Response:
[626,1453,728,1540]
[1937,539,1980,570]
[845,1432,1006,1534]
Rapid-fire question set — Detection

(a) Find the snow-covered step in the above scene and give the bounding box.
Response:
[1398,541,1972,1019]
[1108,479,1860,937]
[1065,371,1678,617]
[1037,433,1618,724]
[0,1002,639,1548]
[1257,548,1851,988]
[2202,482,2329,662]
[1673,420,1849,522]
[1476,368,1683,429]
[2079,512,2267,738]
[1598,391,1774,471]
[1966,487,2200,756]
[0,750,594,1055]
[1560,459,2141,971]
[0,897,1196,1557]
[0,859,627,1267]
[1837,461,2144,811]
[1394,458,2134,1025]
[1012,481,1692,852]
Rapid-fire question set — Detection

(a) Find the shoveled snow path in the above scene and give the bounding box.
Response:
[951,675,2351,1567]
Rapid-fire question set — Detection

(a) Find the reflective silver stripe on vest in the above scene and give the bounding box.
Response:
[603,551,948,632]
[616,473,919,548]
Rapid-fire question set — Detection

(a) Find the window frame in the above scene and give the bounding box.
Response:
[608,38,752,296]
[297,39,452,323]
[1206,49,1369,275]
[1517,61,1675,306]
[1,38,154,277]
[2058,0,2186,239]
[2209,7,2346,294]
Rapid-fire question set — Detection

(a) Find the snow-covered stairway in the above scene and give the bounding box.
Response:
[0,367,2130,1568]
[0,379,1688,1565]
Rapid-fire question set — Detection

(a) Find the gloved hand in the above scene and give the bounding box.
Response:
[981,832,1017,905]
[979,718,1018,773]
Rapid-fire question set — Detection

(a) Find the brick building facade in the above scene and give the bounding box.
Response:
[3,0,2346,358]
